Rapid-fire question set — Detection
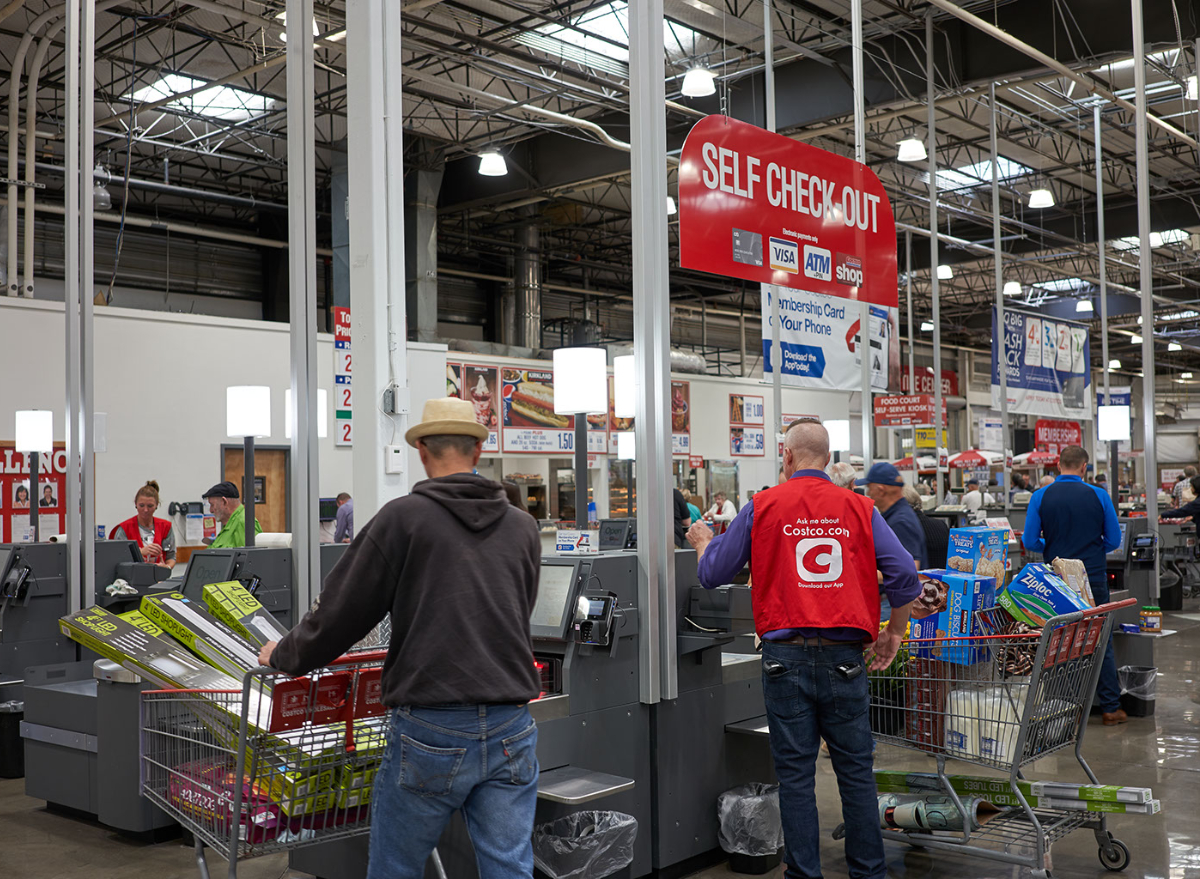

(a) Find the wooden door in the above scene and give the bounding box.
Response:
[222,446,290,533]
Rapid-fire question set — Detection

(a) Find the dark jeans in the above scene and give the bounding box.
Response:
[761,640,885,879]
[367,704,538,879]
[1089,576,1122,713]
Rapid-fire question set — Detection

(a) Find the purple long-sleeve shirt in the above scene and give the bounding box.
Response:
[697,470,922,641]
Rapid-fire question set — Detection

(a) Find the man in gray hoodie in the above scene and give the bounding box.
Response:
[260,397,542,879]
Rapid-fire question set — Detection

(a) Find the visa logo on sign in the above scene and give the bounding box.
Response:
[803,245,832,282]
[768,237,799,273]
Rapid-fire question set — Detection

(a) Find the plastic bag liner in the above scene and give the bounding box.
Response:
[717,783,785,857]
[1119,666,1157,700]
[532,811,638,879]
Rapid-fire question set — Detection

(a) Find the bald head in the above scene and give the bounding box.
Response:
[783,420,831,477]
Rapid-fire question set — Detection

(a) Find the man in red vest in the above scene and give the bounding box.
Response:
[687,420,920,879]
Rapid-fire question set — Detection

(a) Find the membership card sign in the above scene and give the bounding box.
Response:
[679,115,898,309]
[992,307,1091,420]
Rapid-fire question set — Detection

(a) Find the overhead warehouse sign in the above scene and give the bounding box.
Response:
[991,307,1091,421]
[679,115,898,309]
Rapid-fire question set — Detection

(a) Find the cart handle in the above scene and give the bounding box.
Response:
[899,597,1139,645]
[141,649,392,695]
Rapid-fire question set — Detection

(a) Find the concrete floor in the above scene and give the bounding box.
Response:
[4,608,1198,879]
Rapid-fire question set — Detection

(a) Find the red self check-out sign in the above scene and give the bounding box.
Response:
[678,115,898,309]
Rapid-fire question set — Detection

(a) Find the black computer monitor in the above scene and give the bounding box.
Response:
[0,547,13,591]
[598,519,631,552]
[1107,522,1129,561]
[181,550,237,600]
[530,559,582,641]
[319,498,338,522]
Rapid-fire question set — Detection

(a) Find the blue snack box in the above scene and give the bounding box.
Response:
[946,526,1008,583]
[910,571,997,665]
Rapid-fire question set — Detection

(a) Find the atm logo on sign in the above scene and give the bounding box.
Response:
[803,245,832,282]
[769,237,799,273]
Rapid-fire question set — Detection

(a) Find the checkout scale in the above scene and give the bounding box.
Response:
[11,542,345,834]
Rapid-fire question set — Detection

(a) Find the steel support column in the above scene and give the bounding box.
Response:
[630,0,672,703]
[852,0,872,465]
[412,166,443,344]
[928,12,944,504]
[990,83,1010,514]
[348,0,409,519]
[1095,104,1116,505]
[765,0,782,471]
[1132,0,1159,597]
[64,0,81,611]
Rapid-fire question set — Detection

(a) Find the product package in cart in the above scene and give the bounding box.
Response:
[909,570,997,665]
[946,526,1008,581]
[999,563,1091,627]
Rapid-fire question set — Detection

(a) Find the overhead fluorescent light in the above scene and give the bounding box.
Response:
[1188,75,1198,101]
[1076,299,1093,313]
[681,67,716,97]
[666,196,677,216]
[1183,372,1194,379]
[936,264,953,280]
[1028,188,1055,209]
[896,138,926,162]
[1003,281,1021,297]
[478,150,508,177]
[1168,342,1182,351]
[1109,359,1122,369]
[921,320,934,332]
[1130,333,1142,344]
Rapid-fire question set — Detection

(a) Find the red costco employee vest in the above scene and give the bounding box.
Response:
[114,515,172,549]
[749,475,881,639]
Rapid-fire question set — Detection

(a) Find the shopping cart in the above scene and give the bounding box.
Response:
[140,650,409,879]
[864,598,1138,879]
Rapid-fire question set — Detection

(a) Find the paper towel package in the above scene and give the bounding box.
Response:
[999,563,1090,627]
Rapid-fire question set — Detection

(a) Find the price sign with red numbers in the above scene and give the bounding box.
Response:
[333,306,352,447]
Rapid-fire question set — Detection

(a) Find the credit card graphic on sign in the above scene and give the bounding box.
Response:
[769,237,799,273]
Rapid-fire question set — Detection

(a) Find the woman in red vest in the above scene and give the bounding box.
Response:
[112,481,176,569]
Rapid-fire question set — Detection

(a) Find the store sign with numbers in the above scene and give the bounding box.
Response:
[991,307,1091,420]
[333,307,352,446]
[729,394,765,456]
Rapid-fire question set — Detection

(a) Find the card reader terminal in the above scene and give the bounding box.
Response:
[573,593,616,646]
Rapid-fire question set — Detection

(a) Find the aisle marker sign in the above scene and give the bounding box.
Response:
[333,306,352,447]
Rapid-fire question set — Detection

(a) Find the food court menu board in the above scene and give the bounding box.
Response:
[502,368,577,454]
[1,442,65,542]
[671,381,691,455]
[449,363,501,453]
[607,375,633,454]
[729,394,765,456]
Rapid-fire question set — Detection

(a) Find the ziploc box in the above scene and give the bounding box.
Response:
[909,570,997,665]
[999,563,1090,627]
[946,526,1008,582]
[203,580,290,649]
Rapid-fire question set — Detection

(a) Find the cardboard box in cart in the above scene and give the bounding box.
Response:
[909,571,997,665]
[946,526,1008,582]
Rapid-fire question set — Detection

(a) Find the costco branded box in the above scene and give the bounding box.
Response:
[909,570,997,665]
[945,526,1008,582]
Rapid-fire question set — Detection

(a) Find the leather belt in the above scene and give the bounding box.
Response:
[774,634,868,647]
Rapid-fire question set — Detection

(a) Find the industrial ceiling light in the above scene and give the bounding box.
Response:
[1027,187,1055,209]
[1131,333,1143,344]
[1168,341,1183,351]
[1109,359,1122,369]
[666,196,677,216]
[477,150,508,177]
[1076,299,1093,313]
[896,138,927,163]
[1188,75,1198,101]
[1183,372,1194,379]
[936,264,953,280]
[681,67,716,98]
[921,320,934,332]
[1003,281,1022,297]
[92,164,111,211]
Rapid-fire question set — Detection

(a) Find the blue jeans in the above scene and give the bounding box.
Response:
[762,640,885,879]
[367,704,539,879]
[1089,576,1121,713]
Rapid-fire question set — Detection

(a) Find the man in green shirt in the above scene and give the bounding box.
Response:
[202,481,262,548]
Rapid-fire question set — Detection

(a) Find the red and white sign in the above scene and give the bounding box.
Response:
[1034,419,1081,454]
[333,306,352,447]
[873,395,946,427]
[900,369,958,397]
[679,115,897,308]
[689,456,704,469]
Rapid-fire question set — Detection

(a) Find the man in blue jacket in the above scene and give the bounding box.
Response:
[1022,445,1125,725]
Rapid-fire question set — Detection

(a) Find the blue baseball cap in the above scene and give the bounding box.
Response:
[856,462,904,487]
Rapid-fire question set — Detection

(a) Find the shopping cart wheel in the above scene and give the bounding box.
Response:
[1098,837,1131,872]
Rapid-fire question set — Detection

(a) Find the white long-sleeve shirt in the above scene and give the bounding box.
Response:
[706,499,738,524]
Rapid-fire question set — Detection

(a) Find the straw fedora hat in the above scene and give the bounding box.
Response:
[405,397,489,447]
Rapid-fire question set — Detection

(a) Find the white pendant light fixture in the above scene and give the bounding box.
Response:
[15,410,53,452]
[1028,187,1055,209]
[896,138,927,163]
[1109,359,1122,369]
[616,431,636,460]
[825,419,851,453]
[227,386,272,438]
[681,67,716,98]
[92,164,112,211]
[1003,281,1021,297]
[477,150,508,177]
[666,196,677,216]
[1168,342,1182,351]
[921,320,934,332]
[553,347,608,416]
[1076,299,1093,313]
[937,264,953,280]
[1130,333,1143,344]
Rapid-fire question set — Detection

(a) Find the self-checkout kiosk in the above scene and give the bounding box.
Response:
[176,546,297,626]
[0,543,75,687]
[1106,518,1167,667]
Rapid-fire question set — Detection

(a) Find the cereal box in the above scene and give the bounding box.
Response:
[946,527,1008,583]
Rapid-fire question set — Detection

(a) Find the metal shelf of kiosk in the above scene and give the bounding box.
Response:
[537,766,635,804]
[725,715,771,738]
[530,558,587,641]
